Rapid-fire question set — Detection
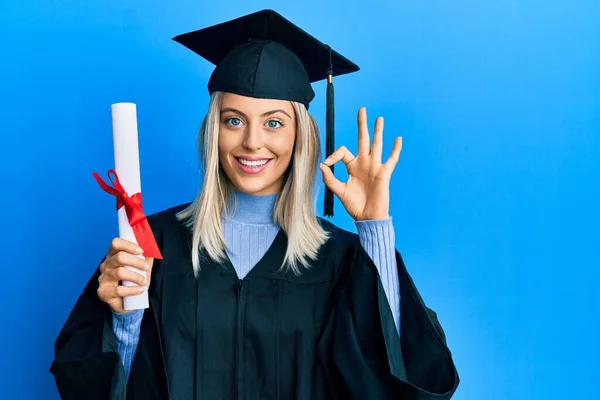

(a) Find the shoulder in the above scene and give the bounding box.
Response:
[314,218,361,270]
[317,217,359,247]
[146,202,193,247]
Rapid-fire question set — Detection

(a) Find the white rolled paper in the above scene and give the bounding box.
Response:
[111,102,149,310]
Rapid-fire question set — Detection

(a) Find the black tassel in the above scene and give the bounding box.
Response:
[324,47,335,217]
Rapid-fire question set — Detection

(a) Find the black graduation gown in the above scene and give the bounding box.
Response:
[50,204,459,400]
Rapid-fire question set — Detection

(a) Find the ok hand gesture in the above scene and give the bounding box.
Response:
[320,107,402,221]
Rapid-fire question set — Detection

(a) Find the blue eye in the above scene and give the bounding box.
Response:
[225,117,243,127]
[266,119,283,129]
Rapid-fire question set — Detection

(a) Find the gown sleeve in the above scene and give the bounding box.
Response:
[318,241,459,399]
[49,262,128,400]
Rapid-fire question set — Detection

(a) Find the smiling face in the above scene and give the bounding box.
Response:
[218,92,296,196]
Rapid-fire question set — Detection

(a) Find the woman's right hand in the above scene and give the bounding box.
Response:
[97,237,154,314]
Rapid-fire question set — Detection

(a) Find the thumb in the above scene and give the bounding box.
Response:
[145,257,155,285]
[320,163,345,199]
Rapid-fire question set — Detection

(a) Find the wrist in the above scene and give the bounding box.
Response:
[112,308,143,318]
[355,214,390,221]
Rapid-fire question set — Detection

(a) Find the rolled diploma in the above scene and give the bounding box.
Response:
[112,102,149,310]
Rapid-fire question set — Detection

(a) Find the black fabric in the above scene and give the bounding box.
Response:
[49,261,127,400]
[172,9,359,106]
[50,204,459,399]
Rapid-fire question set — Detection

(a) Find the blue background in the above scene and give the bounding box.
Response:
[1,1,598,399]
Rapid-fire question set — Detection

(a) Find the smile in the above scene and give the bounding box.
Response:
[235,157,272,174]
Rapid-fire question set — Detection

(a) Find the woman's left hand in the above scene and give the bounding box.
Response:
[320,107,403,221]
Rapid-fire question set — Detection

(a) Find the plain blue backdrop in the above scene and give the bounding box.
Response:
[1,1,598,399]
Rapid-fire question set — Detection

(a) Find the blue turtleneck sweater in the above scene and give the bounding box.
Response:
[112,191,401,380]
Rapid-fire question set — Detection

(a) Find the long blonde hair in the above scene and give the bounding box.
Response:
[176,91,330,276]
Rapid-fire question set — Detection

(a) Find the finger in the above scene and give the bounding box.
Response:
[323,146,355,167]
[114,266,149,287]
[357,107,370,156]
[116,285,147,298]
[371,116,384,163]
[97,283,119,304]
[97,286,111,303]
[320,163,346,199]
[107,237,144,258]
[109,251,150,272]
[144,258,154,286]
[382,136,403,175]
[99,259,107,275]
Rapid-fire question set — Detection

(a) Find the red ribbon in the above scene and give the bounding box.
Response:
[92,169,163,259]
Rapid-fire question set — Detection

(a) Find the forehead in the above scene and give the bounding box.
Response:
[221,92,294,116]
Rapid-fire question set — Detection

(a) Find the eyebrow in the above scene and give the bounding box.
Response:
[220,107,292,119]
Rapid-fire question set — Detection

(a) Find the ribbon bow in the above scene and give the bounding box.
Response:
[92,169,163,259]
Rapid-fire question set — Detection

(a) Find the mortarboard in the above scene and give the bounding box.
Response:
[172,9,360,216]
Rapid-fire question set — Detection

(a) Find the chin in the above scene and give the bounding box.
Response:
[230,177,281,196]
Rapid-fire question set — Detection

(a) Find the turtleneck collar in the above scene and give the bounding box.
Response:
[224,190,278,225]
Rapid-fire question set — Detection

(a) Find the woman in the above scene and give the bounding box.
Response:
[51,9,459,400]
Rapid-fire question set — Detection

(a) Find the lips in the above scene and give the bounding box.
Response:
[234,157,273,174]
[237,158,270,167]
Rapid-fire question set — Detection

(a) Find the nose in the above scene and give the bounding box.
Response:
[242,123,263,151]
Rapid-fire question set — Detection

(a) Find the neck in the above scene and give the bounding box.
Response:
[225,190,278,225]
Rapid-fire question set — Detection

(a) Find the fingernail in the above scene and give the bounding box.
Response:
[143,277,148,285]
[324,158,330,164]
[136,247,143,254]
[138,286,145,293]
[145,262,150,270]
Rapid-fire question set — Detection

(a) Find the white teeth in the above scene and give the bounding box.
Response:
[239,158,269,167]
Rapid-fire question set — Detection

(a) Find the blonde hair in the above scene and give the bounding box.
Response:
[176,91,330,276]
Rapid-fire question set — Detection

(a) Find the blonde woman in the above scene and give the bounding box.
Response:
[51,10,459,400]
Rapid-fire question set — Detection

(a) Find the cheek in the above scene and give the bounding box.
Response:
[218,132,234,157]
[272,131,296,161]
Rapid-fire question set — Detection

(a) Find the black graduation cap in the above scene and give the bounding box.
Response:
[172,9,360,216]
